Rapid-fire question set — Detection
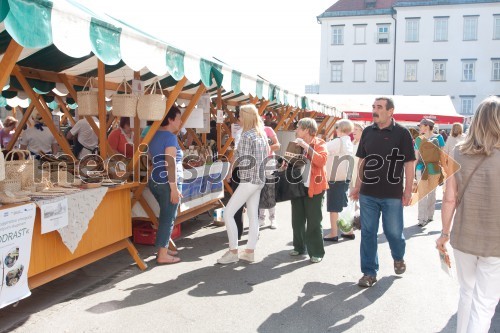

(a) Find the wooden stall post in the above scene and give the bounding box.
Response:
[6,103,35,151]
[97,60,107,159]
[133,71,142,181]
[0,40,23,90]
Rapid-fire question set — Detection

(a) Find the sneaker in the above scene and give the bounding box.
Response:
[417,220,428,227]
[239,251,255,262]
[259,219,266,227]
[358,275,377,288]
[394,260,406,275]
[217,251,239,264]
[270,220,278,229]
[289,250,305,256]
[310,256,323,263]
[323,236,339,242]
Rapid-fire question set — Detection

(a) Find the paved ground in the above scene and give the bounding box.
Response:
[0,188,498,333]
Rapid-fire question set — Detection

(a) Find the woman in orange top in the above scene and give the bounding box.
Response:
[290,117,328,263]
[108,117,134,158]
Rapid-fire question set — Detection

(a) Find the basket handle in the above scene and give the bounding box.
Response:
[115,79,133,95]
[144,79,164,96]
[82,77,96,91]
[5,149,31,161]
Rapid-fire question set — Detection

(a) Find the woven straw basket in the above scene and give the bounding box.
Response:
[77,77,99,116]
[112,80,138,117]
[137,80,166,120]
[0,178,21,193]
[0,150,5,182]
[3,150,35,190]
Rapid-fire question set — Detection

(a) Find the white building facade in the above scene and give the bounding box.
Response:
[318,0,500,115]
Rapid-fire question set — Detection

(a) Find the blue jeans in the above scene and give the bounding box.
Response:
[359,194,406,277]
[148,182,180,248]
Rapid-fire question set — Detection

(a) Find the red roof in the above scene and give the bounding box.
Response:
[325,0,397,12]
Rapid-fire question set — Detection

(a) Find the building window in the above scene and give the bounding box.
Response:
[405,18,420,42]
[462,60,475,81]
[460,97,475,115]
[492,59,500,80]
[434,17,448,41]
[354,25,366,44]
[433,61,447,81]
[463,16,478,41]
[376,61,389,82]
[377,24,390,43]
[330,62,343,82]
[405,61,418,81]
[331,26,344,45]
[494,15,500,39]
[353,62,365,82]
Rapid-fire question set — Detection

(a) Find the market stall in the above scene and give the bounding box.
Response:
[0,0,339,307]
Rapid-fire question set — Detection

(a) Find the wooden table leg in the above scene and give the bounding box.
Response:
[124,239,148,270]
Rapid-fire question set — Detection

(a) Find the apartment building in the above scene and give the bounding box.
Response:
[318,0,500,115]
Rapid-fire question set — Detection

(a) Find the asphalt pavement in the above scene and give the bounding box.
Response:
[0,188,498,333]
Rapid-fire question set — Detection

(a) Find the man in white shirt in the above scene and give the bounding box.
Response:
[66,117,99,159]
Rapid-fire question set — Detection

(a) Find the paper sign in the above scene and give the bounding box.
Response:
[182,107,204,129]
[131,79,144,95]
[0,203,36,309]
[39,198,69,234]
[196,94,211,134]
[216,110,224,124]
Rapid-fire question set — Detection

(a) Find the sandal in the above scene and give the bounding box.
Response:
[157,255,181,265]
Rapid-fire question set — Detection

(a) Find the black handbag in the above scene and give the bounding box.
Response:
[275,167,307,202]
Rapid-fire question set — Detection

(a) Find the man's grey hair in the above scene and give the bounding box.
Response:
[297,117,318,136]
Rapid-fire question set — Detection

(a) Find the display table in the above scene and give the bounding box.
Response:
[132,162,228,224]
[8,183,146,289]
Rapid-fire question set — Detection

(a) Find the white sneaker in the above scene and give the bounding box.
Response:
[239,251,255,262]
[259,219,266,228]
[270,220,278,229]
[217,251,239,264]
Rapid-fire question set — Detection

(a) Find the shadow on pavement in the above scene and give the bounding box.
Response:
[257,276,397,333]
[86,250,310,314]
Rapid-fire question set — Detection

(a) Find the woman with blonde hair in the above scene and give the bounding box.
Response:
[443,122,466,159]
[323,119,354,242]
[437,96,500,333]
[218,104,269,264]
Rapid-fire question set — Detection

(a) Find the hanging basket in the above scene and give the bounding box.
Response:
[3,150,35,190]
[77,77,99,116]
[112,79,138,117]
[137,80,167,121]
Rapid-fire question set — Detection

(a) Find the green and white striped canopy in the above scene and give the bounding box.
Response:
[0,0,338,116]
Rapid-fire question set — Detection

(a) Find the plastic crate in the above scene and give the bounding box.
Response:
[132,221,181,245]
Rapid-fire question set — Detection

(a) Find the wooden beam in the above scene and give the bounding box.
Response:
[12,66,75,158]
[316,116,330,134]
[59,74,79,101]
[258,100,269,116]
[6,103,34,151]
[0,40,23,92]
[219,137,233,156]
[55,95,76,126]
[284,108,301,130]
[97,61,107,159]
[274,106,292,131]
[133,71,141,182]
[138,197,159,226]
[324,118,338,139]
[216,89,223,153]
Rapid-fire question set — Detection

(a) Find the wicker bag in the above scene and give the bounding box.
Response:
[137,80,166,120]
[0,178,21,192]
[3,150,35,190]
[112,80,138,117]
[77,77,99,116]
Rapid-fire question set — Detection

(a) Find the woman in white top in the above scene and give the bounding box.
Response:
[323,119,354,241]
[351,123,365,189]
[443,122,466,163]
[20,114,58,157]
